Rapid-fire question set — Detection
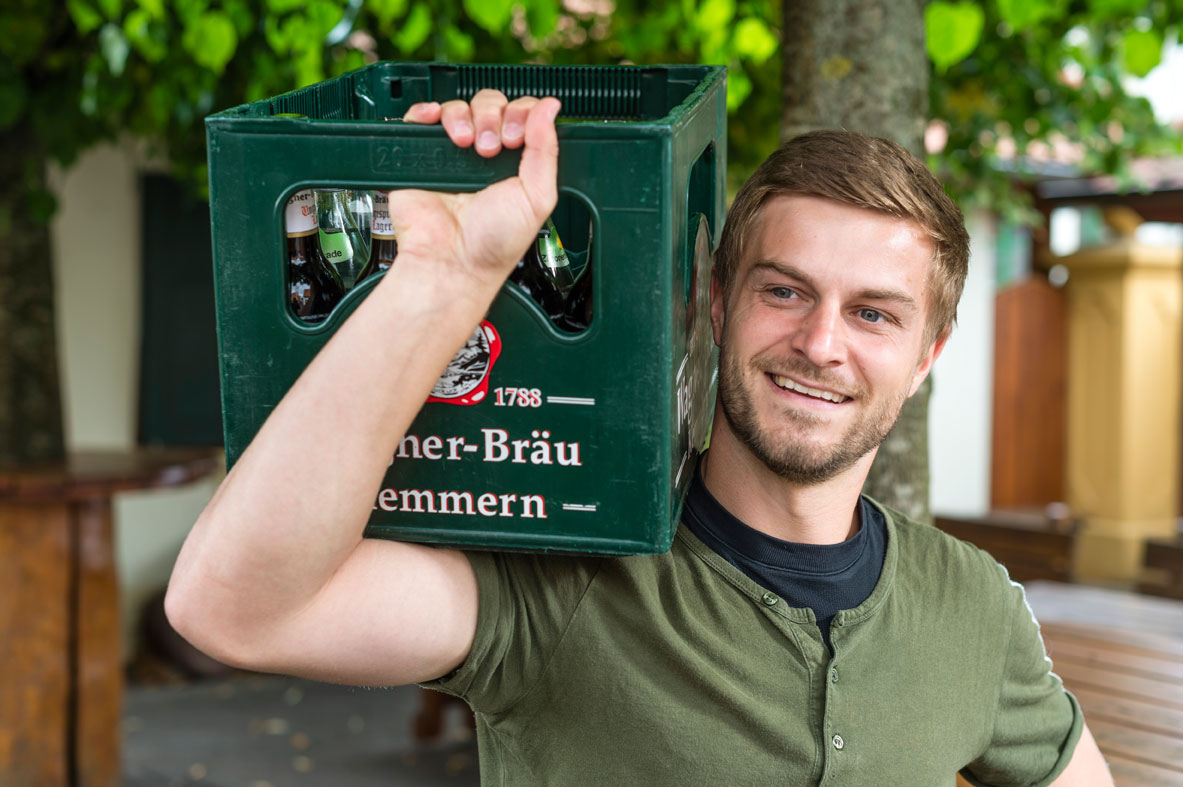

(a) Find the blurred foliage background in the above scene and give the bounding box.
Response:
[2,0,1182,464]
[7,0,1182,218]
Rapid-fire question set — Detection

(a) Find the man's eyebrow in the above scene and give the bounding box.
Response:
[748,259,919,312]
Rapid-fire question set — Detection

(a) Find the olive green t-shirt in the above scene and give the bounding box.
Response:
[426,502,1083,786]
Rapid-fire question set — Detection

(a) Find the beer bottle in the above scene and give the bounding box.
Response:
[536,217,576,297]
[347,189,373,261]
[508,220,567,322]
[562,261,592,331]
[359,190,397,281]
[286,189,345,322]
[560,216,594,331]
[315,188,367,290]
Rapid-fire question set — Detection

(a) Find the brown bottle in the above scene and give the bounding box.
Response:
[286,189,344,322]
[359,190,397,281]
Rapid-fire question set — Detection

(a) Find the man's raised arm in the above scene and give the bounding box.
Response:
[165,93,561,687]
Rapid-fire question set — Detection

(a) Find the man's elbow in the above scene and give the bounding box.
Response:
[163,574,256,671]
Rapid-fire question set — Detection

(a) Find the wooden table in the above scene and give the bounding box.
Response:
[1024,581,1183,787]
[0,449,220,787]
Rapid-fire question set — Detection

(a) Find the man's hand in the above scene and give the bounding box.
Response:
[386,90,561,299]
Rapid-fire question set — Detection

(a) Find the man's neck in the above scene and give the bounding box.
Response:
[701,416,873,545]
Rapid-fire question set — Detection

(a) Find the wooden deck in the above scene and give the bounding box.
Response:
[1024,582,1183,787]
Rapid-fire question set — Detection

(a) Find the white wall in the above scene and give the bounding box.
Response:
[929,211,995,517]
[50,143,220,661]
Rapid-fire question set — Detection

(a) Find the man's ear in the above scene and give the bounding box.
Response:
[908,327,950,397]
[710,273,726,347]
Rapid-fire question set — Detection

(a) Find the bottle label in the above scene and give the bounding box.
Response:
[538,220,570,270]
[319,228,354,264]
[285,190,317,235]
[372,191,395,239]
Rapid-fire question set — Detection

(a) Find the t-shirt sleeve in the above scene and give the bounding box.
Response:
[419,549,601,716]
[960,575,1084,787]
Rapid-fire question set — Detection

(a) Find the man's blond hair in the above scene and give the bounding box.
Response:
[714,130,969,345]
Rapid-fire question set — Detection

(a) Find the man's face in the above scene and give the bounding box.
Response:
[710,194,947,485]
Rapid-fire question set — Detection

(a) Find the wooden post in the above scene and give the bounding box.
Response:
[0,449,219,786]
[1059,235,1183,581]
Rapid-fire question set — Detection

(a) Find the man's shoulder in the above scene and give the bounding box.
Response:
[871,499,1017,603]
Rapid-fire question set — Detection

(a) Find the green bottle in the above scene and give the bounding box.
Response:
[315,188,366,290]
[536,217,576,298]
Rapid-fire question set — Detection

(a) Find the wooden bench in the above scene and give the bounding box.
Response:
[1023,581,1183,786]
[934,508,1077,583]
[1139,536,1183,600]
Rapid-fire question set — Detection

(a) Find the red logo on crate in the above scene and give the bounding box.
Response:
[427,321,501,406]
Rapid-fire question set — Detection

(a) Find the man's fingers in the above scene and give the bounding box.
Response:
[470,89,510,157]
[400,92,533,159]
[501,97,539,150]
[439,100,476,147]
[402,102,441,124]
[518,97,561,219]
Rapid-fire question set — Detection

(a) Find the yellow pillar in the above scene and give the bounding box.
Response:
[1060,235,1182,582]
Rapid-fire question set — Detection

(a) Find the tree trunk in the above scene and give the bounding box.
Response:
[781,0,933,522]
[0,124,65,464]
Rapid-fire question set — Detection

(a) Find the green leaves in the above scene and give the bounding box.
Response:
[462,0,513,34]
[136,0,165,19]
[265,0,304,14]
[996,0,1064,30]
[525,0,559,38]
[1122,28,1163,77]
[925,1,984,72]
[0,11,49,65]
[123,9,167,61]
[0,79,28,130]
[443,23,475,60]
[1087,0,1145,17]
[181,10,238,74]
[395,3,432,53]
[734,17,777,64]
[696,0,735,31]
[67,0,105,33]
[367,0,407,27]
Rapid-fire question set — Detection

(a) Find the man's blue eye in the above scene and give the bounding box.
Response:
[859,308,883,323]
[771,287,795,299]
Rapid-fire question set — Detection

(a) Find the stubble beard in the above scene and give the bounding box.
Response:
[716,343,909,486]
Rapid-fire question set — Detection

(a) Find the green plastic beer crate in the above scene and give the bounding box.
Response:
[206,62,724,554]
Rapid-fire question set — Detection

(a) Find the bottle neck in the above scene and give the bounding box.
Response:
[372,191,396,240]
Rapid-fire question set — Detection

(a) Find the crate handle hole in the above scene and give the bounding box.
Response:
[389,79,403,99]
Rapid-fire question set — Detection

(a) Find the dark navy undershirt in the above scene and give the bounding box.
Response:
[682,458,887,653]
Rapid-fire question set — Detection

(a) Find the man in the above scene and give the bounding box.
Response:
[167,91,1112,785]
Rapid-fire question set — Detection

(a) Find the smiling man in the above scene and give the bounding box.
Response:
[167,93,1113,785]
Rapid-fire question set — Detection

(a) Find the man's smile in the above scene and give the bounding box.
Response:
[766,373,851,404]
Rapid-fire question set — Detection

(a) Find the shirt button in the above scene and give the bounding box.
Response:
[832,733,845,750]
[761,591,778,606]
[830,667,839,683]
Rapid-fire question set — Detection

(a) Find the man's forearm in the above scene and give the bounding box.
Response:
[1050,724,1114,787]
[167,261,501,653]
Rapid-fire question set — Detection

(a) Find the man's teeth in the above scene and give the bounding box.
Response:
[772,375,849,403]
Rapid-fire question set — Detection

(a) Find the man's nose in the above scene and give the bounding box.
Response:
[790,303,845,367]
